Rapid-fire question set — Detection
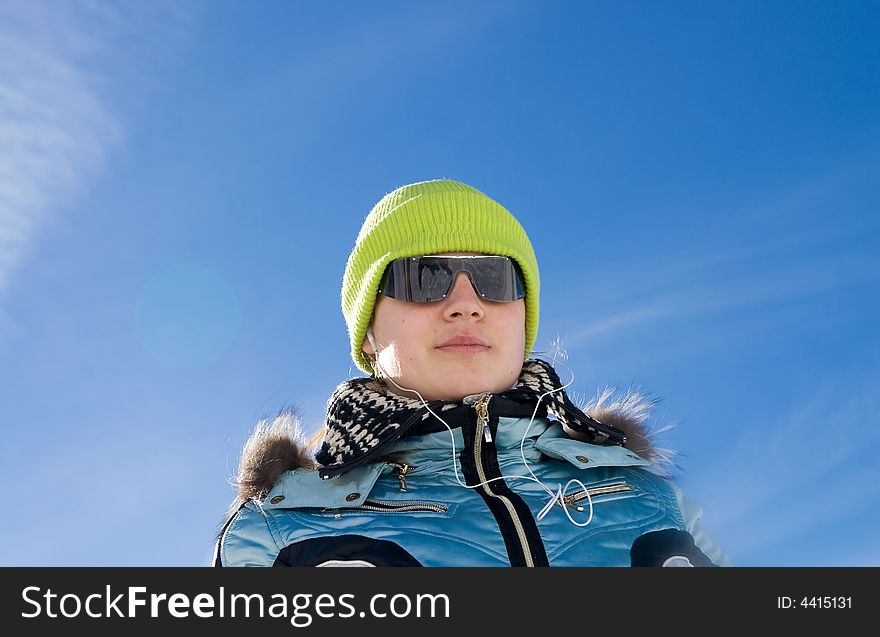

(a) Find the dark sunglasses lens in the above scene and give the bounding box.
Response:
[466,257,523,301]
[415,259,454,302]
[380,258,454,302]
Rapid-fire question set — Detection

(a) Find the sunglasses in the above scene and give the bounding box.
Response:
[378,255,525,303]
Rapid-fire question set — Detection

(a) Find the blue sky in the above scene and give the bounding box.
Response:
[0,0,877,566]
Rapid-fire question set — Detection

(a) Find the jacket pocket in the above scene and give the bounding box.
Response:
[563,482,636,510]
[318,498,450,517]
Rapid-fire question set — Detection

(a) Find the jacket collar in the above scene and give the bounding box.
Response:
[315,358,627,479]
[228,366,673,511]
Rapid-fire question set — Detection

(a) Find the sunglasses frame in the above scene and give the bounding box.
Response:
[378,255,525,303]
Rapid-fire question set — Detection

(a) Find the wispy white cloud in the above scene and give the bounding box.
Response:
[550,154,879,353]
[560,197,880,354]
[0,1,192,297]
[0,2,121,293]
[563,304,675,342]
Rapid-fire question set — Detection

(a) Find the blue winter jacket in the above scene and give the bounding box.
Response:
[215,396,730,567]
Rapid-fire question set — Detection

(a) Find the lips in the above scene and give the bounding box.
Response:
[436,335,490,354]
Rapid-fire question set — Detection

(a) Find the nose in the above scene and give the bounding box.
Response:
[443,272,484,321]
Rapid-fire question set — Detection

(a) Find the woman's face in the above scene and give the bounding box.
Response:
[362,253,527,401]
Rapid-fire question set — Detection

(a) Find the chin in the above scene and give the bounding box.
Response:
[438,380,499,401]
[419,362,514,400]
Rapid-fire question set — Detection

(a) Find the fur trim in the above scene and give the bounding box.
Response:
[574,387,677,476]
[231,388,676,505]
[229,409,318,513]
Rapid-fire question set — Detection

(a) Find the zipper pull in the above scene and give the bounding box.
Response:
[391,463,410,492]
[476,394,493,442]
[562,493,586,512]
[464,392,493,442]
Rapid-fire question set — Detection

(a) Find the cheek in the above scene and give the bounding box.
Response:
[508,304,526,339]
[386,316,423,357]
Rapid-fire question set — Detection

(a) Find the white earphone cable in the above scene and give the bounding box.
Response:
[368,330,593,527]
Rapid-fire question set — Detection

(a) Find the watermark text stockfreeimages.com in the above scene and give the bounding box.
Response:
[21,585,450,627]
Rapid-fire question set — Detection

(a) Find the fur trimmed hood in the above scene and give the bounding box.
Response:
[228,386,676,513]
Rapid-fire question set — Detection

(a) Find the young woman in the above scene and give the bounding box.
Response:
[215,179,730,567]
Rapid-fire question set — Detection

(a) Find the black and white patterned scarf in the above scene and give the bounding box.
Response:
[316,358,626,479]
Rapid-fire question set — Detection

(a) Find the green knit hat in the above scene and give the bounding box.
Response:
[342,179,540,373]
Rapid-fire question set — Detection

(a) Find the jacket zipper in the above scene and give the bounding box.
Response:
[466,392,535,567]
[563,483,634,511]
[322,499,448,517]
